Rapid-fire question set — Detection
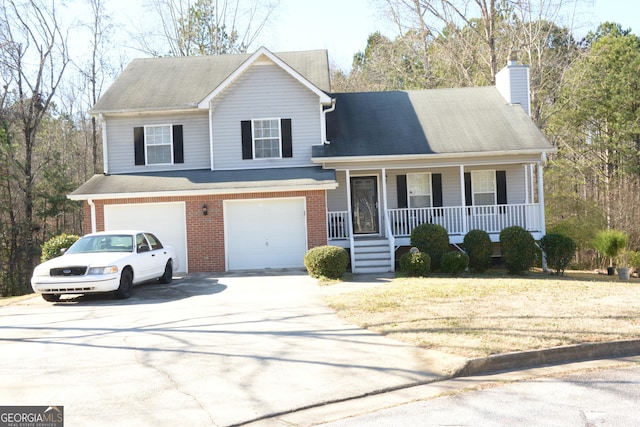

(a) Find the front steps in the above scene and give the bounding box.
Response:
[352,237,393,274]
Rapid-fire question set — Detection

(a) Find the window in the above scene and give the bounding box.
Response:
[241,119,292,160]
[134,125,183,166]
[407,173,432,208]
[471,170,496,205]
[253,119,281,159]
[145,125,173,164]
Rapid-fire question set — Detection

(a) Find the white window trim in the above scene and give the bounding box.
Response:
[471,170,497,206]
[252,118,282,160]
[144,124,174,165]
[407,172,432,208]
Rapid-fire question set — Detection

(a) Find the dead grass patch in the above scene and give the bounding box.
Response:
[324,271,640,358]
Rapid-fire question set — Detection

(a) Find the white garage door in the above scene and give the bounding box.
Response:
[104,202,187,273]
[225,198,307,270]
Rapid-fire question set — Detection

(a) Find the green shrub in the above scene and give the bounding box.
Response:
[440,251,469,276]
[41,233,80,262]
[540,233,576,276]
[410,223,449,270]
[592,229,628,267]
[399,252,431,277]
[499,226,537,275]
[304,245,349,279]
[463,229,492,273]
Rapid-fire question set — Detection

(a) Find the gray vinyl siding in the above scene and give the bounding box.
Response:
[210,61,322,170]
[327,171,348,211]
[105,111,210,174]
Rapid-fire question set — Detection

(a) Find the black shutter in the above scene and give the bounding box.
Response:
[134,127,145,165]
[496,170,507,204]
[432,173,443,207]
[173,125,184,164]
[281,119,292,158]
[464,172,472,206]
[397,175,407,208]
[241,120,253,160]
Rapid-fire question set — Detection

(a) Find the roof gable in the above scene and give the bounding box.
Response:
[198,47,332,108]
[90,48,331,114]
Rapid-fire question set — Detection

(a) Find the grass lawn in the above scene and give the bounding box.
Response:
[324,270,640,358]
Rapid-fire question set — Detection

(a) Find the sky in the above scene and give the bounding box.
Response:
[97,0,640,72]
[256,0,640,70]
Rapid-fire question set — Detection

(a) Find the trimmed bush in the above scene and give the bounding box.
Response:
[410,223,449,270]
[304,245,349,279]
[41,233,80,262]
[499,226,537,275]
[540,233,576,276]
[441,251,469,276]
[399,252,431,277]
[463,229,492,273]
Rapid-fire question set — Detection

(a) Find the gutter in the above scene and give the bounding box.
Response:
[322,98,336,144]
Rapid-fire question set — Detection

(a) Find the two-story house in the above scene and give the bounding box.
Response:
[69,47,555,274]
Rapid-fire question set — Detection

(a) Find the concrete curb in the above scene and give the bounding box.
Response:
[455,339,640,377]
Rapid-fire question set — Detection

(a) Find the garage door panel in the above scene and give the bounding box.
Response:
[104,203,187,273]
[225,198,307,270]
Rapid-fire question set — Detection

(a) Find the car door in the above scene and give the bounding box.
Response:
[133,233,157,281]
[144,233,169,277]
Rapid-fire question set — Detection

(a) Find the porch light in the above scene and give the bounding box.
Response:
[202,203,208,216]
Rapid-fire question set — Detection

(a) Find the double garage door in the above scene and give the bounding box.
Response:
[104,198,308,272]
[225,198,307,270]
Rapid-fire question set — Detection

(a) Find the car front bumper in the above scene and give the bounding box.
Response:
[31,274,121,294]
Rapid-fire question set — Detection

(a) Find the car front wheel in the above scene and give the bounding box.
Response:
[115,268,133,299]
[159,260,173,284]
[42,293,61,302]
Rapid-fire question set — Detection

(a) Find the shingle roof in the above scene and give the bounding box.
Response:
[68,167,336,199]
[90,49,330,114]
[316,87,553,158]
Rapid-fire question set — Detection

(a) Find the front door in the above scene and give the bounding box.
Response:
[351,176,379,234]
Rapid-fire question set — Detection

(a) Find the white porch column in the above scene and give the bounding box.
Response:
[459,165,467,234]
[537,161,546,236]
[345,169,356,271]
[537,160,549,272]
[381,168,388,232]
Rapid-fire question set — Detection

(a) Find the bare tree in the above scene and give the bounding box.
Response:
[0,0,69,293]
[132,0,279,56]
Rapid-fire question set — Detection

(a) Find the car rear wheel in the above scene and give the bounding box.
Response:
[41,293,61,302]
[115,268,133,299]
[158,260,173,284]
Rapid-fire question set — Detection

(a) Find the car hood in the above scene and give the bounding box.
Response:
[36,252,133,270]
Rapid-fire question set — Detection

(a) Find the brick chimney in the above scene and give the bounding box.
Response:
[495,60,531,117]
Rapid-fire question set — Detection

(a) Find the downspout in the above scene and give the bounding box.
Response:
[322,99,336,144]
[88,198,97,233]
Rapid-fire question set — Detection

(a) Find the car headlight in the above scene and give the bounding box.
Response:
[87,266,119,275]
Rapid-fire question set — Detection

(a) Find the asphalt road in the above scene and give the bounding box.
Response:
[317,363,640,426]
[0,272,463,426]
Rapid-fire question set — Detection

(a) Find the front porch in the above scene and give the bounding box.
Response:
[328,203,543,244]
[324,161,547,273]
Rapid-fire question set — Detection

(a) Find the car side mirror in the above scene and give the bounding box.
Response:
[137,244,150,253]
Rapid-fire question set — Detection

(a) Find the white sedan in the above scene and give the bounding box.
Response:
[31,230,179,302]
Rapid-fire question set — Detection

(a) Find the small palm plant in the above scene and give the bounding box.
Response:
[592,229,628,269]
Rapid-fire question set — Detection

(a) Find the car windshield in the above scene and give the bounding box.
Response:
[66,234,134,254]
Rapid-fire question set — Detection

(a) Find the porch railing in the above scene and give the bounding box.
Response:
[328,204,541,240]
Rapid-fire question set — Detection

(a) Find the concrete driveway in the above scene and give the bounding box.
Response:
[0,271,463,426]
